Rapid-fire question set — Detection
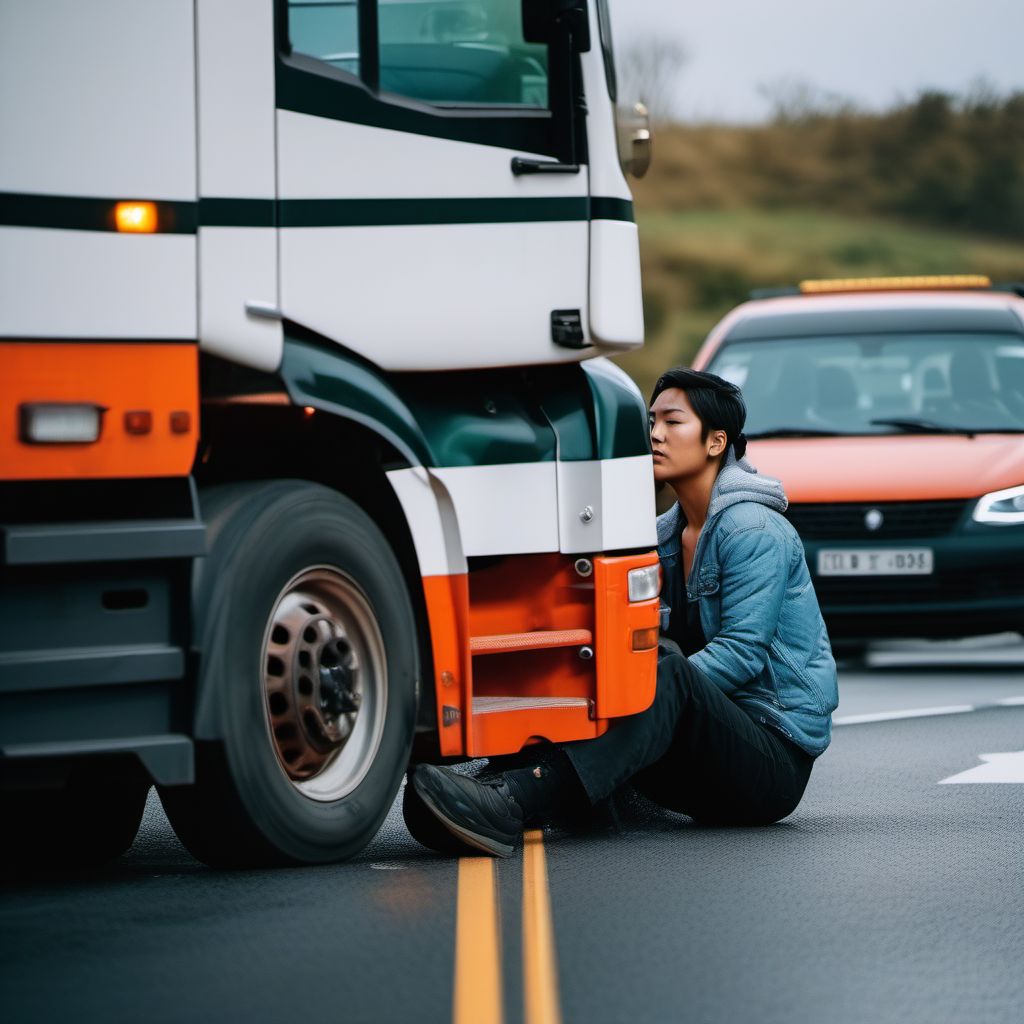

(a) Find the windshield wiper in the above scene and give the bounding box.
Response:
[869,417,976,436]
[746,427,840,439]
[869,418,1024,436]
[871,417,1024,437]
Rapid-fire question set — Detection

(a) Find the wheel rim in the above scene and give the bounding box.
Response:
[261,567,387,802]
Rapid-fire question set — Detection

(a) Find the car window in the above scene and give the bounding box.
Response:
[707,332,1024,435]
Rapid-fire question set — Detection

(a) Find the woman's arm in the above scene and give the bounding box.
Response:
[688,520,788,694]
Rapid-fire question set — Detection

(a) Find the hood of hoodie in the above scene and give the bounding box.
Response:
[657,450,789,547]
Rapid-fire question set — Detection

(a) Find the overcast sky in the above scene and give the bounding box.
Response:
[607,0,1024,122]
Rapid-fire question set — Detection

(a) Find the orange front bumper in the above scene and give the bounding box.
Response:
[421,550,661,758]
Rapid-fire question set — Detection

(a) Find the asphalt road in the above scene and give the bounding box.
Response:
[3,637,1023,1024]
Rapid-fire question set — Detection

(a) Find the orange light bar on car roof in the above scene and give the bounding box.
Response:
[799,275,992,294]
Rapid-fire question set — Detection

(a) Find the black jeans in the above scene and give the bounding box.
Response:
[563,641,816,826]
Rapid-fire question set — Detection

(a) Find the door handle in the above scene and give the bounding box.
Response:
[245,301,282,321]
[511,157,581,175]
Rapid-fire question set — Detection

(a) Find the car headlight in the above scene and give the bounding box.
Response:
[972,483,1024,524]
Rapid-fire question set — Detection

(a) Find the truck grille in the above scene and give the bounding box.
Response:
[786,500,968,539]
[814,567,1023,607]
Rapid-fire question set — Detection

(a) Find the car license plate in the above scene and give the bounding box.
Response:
[817,549,934,576]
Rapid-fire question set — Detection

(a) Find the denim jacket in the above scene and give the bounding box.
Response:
[657,451,838,756]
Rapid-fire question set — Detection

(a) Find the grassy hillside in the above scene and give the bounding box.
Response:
[613,108,1024,400]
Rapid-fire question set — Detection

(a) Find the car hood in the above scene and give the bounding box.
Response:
[748,434,1024,503]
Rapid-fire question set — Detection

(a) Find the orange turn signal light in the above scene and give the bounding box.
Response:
[631,627,659,652]
[114,201,158,233]
[169,410,191,434]
[124,410,153,435]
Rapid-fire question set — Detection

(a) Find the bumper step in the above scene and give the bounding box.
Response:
[473,695,591,714]
[470,694,600,754]
[470,628,593,655]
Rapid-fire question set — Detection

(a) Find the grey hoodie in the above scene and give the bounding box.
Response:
[656,451,789,550]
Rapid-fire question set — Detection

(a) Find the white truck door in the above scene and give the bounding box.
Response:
[584,0,645,348]
[275,0,591,371]
[196,0,282,373]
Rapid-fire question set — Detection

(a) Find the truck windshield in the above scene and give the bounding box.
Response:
[706,332,1024,436]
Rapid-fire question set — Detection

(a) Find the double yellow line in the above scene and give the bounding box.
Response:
[453,830,562,1024]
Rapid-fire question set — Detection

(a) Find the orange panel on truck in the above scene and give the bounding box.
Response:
[1,342,198,480]
[420,551,660,758]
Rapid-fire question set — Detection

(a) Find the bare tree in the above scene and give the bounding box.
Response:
[617,35,688,125]
[757,78,858,124]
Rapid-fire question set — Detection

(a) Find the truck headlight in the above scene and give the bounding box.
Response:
[972,483,1024,524]
[627,563,660,601]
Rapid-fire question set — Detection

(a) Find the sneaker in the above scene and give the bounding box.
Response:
[410,764,525,857]
[401,771,474,856]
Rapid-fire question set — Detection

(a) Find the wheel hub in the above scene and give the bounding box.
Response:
[264,589,367,779]
[261,566,387,802]
[318,638,362,718]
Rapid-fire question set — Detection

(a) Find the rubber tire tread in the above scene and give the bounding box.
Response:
[160,480,418,868]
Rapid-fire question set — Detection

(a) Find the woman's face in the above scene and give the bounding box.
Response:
[649,387,727,485]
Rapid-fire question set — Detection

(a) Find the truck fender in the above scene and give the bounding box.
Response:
[279,333,433,470]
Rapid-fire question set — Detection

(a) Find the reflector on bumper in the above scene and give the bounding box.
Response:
[632,626,659,651]
[19,403,104,444]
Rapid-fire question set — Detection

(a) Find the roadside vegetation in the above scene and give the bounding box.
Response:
[615,88,1024,398]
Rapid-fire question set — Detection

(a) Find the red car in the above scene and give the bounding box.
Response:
[692,276,1024,653]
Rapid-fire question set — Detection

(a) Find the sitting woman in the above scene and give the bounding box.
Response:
[405,367,839,856]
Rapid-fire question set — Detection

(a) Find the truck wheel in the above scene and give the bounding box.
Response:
[1,776,148,868]
[160,481,419,867]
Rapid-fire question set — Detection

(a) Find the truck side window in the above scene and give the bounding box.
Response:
[377,0,548,108]
[288,0,360,78]
[277,0,563,157]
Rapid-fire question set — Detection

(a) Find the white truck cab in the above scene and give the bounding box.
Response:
[0,0,659,868]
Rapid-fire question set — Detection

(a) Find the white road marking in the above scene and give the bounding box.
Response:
[834,705,973,726]
[939,751,1024,784]
[834,696,1024,727]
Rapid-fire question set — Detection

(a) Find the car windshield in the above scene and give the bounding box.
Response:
[706,331,1024,436]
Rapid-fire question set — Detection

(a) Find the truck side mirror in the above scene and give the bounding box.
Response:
[522,0,591,53]
[617,102,652,179]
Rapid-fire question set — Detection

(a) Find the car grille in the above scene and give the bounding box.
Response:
[813,568,1023,607]
[786,500,968,539]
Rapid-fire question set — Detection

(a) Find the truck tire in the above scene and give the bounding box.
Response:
[1,776,148,868]
[160,481,419,867]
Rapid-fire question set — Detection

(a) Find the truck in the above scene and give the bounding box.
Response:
[0,0,660,867]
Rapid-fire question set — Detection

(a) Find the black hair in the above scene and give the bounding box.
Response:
[650,366,748,460]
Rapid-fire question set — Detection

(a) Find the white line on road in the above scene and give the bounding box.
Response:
[834,696,1024,726]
